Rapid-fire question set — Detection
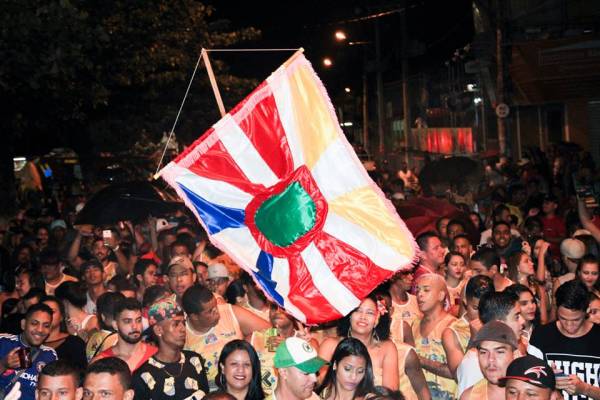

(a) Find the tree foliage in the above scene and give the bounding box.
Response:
[0,0,260,153]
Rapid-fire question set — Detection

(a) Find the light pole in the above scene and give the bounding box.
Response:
[335,30,371,157]
[375,19,384,155]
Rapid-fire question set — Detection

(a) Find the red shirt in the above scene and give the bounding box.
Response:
[97,343,157,372]
[541,215,566,258]
[592,216,600,231]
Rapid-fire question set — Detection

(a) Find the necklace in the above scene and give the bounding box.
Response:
[153,354,184,378]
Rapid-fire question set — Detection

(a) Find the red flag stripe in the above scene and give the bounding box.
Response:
[286,254,343,325]
[237,92,295,180]
[186,137,264,195]
[314,230,394,300]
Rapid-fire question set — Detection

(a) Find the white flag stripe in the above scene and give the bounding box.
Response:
[323,212,410,271]
[267,69,304,169]
[215,115,279,187]
[212,227,261,273]
[160,163,213,236]
[301,243,360,315]
[270,257,307,323]
[174,168,253,210]
[310,137,368,201]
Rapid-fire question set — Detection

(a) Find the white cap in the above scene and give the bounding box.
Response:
[207,263,230,280]
[560,238,586,259]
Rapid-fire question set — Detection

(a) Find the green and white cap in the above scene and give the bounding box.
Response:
[273,337,327,373]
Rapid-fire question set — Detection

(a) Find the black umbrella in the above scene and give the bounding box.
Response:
[75,181,180,225]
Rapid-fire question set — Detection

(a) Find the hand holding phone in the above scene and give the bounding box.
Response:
[102,230,112,247]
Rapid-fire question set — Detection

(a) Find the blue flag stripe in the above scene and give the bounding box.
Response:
[255,251,284,306]
[178,183,246,235]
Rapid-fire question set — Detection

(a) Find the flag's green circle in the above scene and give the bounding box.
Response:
[254,182,316,247]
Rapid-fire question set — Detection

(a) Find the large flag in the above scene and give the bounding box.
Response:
[160,52,416,324]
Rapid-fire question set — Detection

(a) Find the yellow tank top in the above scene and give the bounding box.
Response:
[468,379,488,400]
[250,330,278,396]
[390,295,422,344]
[413,313,457,400]
[184,304,243,391]
[397,342,418,400]
[85,329,117,362]
[448,316,471,353]
[447,279,467,310]
[242,303,270,322]
[103,261,117,283]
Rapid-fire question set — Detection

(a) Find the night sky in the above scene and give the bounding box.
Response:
[209,0,474,92]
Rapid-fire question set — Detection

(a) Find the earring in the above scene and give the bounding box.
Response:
[372,330,380,344]
[348,326,353,337]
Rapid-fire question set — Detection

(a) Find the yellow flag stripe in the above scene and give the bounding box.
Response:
[328,186,415,259]
[286,62,338,169]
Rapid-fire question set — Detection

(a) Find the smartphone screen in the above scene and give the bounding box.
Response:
[102,230,111,246]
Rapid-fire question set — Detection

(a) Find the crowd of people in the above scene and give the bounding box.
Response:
[0,148,598,400]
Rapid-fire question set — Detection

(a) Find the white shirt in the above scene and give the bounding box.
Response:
[84,291,97,315]
[456,348,482,397]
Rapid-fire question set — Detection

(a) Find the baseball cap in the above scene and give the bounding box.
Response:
[148,295,183,326]
[274,337,327,374]
[207,263,230,280]
[560,238,586,259]
[50,219,67,230]
[471,321,518,349]
[167,255,194,274]
[499,355,556,390]
[573,229,591,237]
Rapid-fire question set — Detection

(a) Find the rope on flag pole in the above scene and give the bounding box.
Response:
[153,51,203,180]
[205,48,302,52]
[153,47,304,180]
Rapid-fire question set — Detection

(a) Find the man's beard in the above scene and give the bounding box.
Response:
[119,330,142,344]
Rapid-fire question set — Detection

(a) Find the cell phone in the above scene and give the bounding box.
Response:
[17,347,32,369]
[102,230,112,246]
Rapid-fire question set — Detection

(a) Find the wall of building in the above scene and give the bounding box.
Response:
[565,99,590,148]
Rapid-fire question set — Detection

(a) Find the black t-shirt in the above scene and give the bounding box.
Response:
[55,334,88,371]
[529,322,600,400]
[132,350,209,400]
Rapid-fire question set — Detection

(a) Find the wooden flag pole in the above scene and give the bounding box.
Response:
[282,47,305,68]
[201,48,226,117]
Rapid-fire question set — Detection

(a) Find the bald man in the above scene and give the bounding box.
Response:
[412,274,457,400]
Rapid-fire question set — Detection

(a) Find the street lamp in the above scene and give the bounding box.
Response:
[323,57,333,67]
[335,30,347,41]
[332,30,372,154]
